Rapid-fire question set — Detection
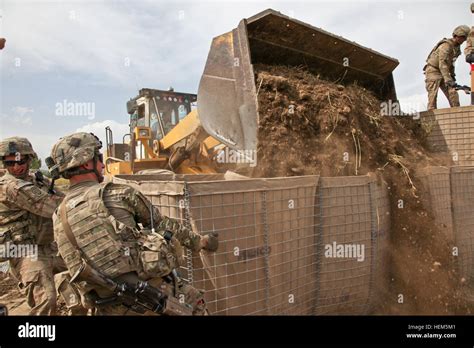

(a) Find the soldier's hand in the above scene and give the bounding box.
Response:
[446,80,456,88]
[466,53,474,64]
[200,232,219,252]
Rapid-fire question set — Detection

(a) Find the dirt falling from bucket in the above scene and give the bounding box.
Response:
[249,64,470,314]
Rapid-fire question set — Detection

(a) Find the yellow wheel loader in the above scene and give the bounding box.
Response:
[104,9,399,177]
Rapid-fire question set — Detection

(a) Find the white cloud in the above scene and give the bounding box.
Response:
[398,93,427,113]
[0,1,221,88]
[76,119,129,149]
[0,106,34,126]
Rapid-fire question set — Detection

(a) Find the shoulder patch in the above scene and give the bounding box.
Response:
[4,179,33,200]
[21,184,47,202]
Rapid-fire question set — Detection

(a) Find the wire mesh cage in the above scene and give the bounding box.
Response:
[114,173,391,315]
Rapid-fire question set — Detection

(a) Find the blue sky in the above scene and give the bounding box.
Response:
[0,0,472,162]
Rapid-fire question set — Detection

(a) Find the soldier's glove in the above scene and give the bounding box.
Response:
[202,232,219,252]
[34,170,44,184]
[466,53,474,64]
[446,80,456,88]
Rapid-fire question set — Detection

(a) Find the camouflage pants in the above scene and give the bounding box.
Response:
[9,254,63,315]
[425,72,460,110]
[91,278,207,316]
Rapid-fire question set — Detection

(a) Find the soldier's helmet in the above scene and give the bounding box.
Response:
[0,137,37,161]
[453,25,471,38]
[50,132,102,175]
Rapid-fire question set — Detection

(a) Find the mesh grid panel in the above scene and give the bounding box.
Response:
[450,167,474,282]
[114,174,389,315]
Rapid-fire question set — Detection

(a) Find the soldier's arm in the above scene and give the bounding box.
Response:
[438,43,455,82]
[5,180,63,217]
[124,186,204,252]
[34,173,66,198]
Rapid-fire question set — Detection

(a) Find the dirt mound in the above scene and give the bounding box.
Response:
[252,64,470,314]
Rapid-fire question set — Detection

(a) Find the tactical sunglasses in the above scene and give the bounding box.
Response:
[3,158,29,166]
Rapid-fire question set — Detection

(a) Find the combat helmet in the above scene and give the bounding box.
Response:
[453,25,471,38]
[48,132,102,178]
[0,137,37,161]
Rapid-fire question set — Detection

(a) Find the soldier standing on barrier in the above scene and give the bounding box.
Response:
[0,137,64,315]
[424,25,470,110]
[48,132,218,315]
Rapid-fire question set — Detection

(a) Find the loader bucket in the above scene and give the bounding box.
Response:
[197,8,399,152]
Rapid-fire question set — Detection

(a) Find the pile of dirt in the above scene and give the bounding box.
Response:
[251,64,470,314]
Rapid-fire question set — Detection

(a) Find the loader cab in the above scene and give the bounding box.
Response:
[127,88,197,141]
[103,87,199,173]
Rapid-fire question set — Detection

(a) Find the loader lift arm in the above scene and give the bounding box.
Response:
[105,8,399,177]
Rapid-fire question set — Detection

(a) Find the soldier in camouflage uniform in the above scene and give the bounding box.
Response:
[49,132,218,315]
[0,137,64,315]
[424,25,470,110]
[465,30,474,62]
[465,4,474,63]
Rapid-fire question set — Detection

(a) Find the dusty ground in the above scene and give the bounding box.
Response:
[249,64,472,314]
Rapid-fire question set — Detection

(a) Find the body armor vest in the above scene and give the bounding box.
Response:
[56,182,178,281]
[426,38,460,70]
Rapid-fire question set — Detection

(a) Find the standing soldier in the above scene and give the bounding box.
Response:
[464,4,474,63]
[424,25,470,110]
[0,137,64,315]
[48,132,218,315]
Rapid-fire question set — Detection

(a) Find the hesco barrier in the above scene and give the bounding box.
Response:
[424,166,474,283]
[113,173,390,315]
[420,106,474,166]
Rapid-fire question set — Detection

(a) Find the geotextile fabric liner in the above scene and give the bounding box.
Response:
[114,173,390,315]
[422,166,474,284]
[449,166,474,282]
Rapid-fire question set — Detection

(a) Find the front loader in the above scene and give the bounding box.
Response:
[104,9,399,176]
